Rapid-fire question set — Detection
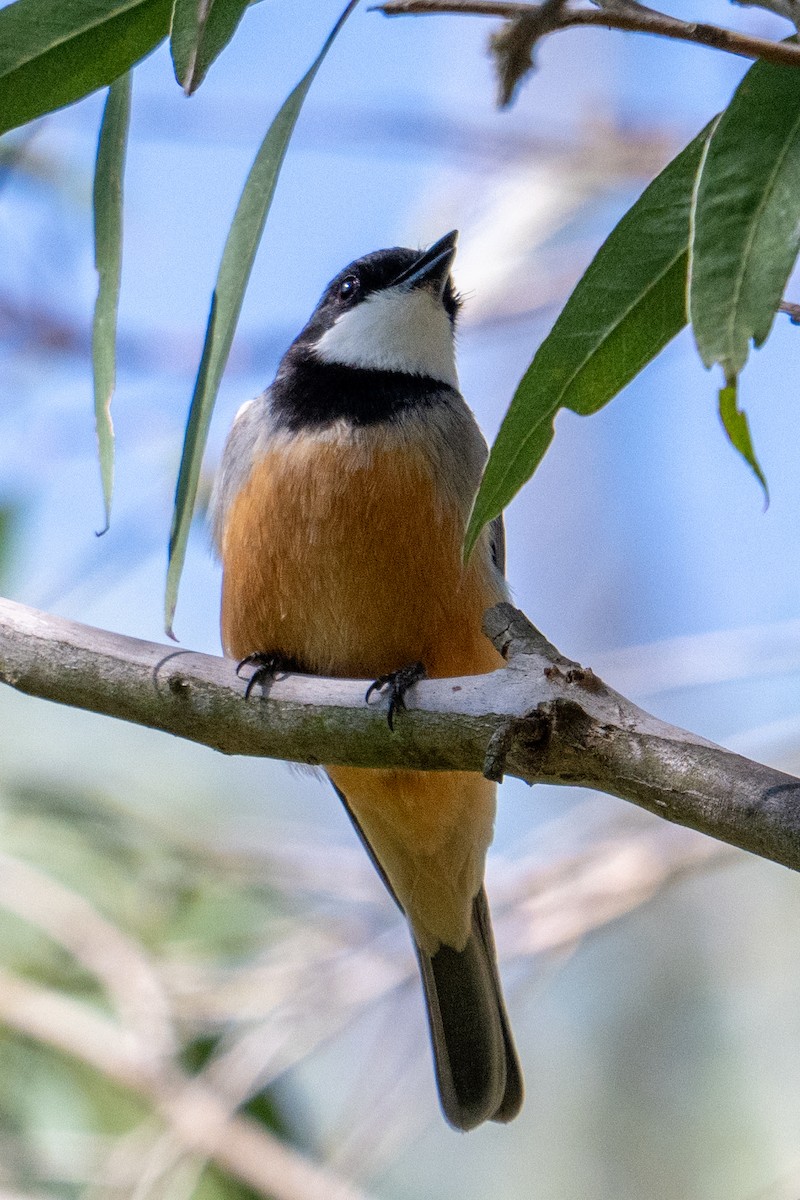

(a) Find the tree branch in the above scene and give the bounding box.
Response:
[375,0,800,105]
[1,595,799,873]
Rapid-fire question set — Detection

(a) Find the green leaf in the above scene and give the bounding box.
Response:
[170,0,251,94]
[690,51,800,381]
[0,0,171,139]
[465,121,715,557]
[718,381,768,500]
[92,73,132,533]
[164,0,359,637]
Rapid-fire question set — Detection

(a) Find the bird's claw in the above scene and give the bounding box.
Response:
[365,661,426,731]
[237,652,297,699]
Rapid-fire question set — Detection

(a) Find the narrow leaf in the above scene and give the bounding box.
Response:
[690,50,800,379]
[718,381,768,499]
[92,73,131,533]
[465,122,715,557]
[165,0,358,637]
[0,0,171,138]
[170,0,250,94]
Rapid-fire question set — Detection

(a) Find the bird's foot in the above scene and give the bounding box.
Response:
[236,652,299,699]
[365,661,426,731]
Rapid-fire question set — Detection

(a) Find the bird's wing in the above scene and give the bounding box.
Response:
[489,513,506,577]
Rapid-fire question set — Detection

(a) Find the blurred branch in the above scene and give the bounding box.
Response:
[376,0,800,105]
[159,1087,373,1200]
[592,612,800,697]
[0,814,731,1189]
[0,851,175,1067]
[168,823,731,1121]
[0,295,87,356]
[779,298,800,324]
[1,597,799,874]
[0,969,375,1200]
[0,129,39,196]
[0,967,146,1087]
[0,1192,52,1200]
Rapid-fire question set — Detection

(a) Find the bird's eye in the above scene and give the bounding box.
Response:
[338,275,360,301]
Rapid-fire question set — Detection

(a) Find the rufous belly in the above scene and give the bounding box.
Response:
[218,431,505,952]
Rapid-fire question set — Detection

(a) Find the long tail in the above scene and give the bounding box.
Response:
[331,781,523,1129]
[416,887,524,1131]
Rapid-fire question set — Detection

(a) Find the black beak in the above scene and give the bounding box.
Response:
[393,230,458,297]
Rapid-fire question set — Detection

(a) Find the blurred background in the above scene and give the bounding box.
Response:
[1,0,800,1196]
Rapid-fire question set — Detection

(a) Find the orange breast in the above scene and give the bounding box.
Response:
[218,430,504,681]
[218,425,506,953]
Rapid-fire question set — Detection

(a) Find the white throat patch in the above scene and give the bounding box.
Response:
[312,286,459,388]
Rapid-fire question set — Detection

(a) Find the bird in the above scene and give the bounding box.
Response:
[210,230,523,1131]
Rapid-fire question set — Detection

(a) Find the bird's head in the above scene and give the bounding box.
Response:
[291,230,461,389]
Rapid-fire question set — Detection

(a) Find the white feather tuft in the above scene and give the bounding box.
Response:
[312,286,458,387]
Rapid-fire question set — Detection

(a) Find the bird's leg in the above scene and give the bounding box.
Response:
[365,661,426,731]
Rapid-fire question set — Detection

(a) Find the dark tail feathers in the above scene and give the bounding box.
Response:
[415,887,523,1131]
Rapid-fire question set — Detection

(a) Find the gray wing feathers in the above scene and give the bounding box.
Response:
[208,392,270,554]
[489,514,506,577]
